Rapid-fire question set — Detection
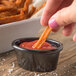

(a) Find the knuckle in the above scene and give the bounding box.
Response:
[44,9,52,16]
[57,9,70,26]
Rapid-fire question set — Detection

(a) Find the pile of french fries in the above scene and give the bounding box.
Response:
[0,0,46,25]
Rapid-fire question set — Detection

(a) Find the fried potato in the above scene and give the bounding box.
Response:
[15,0,26,8]
[33,2,46,15]
[9,0,16,2]
[24,0,32,12]
[0,0,46,24]
[0,12,15,18]
[0,5,18,12]
[16,0,25,5]
[0,8,20,18]
[1,0,16,8]
[28,6,36,17]
[0,10,25,24]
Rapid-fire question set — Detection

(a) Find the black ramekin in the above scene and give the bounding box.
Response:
[12,37,63,72]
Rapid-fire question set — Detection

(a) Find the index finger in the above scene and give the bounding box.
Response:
[41,0,63,26]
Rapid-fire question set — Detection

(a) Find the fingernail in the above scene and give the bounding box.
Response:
[49,18,59,30]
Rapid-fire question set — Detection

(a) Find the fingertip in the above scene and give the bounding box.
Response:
[49,18,60,30]
[73,33,76,42]
[40,17,47,26]
[62,30,71,36]
[62,24,75,36]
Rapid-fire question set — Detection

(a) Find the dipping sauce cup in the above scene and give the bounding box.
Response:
[12,37,63,72]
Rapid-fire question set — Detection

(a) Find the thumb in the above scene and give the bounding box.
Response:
[48,5,76,30]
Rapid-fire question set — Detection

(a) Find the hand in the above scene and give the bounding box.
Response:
[41,0,76,42]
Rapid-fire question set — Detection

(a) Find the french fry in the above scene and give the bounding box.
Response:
[24,0,32,12]
[0,5,18,13]
[28,6,36,17]
[21,0,33,18]
[33,26,52,48]
[9,0,16,2]
[0,1,1,4]
[0,0,46,25]
[33,2,46,15]
[1,0,16,7]
[0,10,25,24]
[0,0,33,24]
[15,0,26,8]
[0,12,14,18]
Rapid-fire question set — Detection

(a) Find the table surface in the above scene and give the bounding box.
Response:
[0,29,76,76]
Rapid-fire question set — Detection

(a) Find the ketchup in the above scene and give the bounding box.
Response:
[20,40,57,50]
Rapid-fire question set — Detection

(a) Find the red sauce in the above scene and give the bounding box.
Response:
[20,40,57,50]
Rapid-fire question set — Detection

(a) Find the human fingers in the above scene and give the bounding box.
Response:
[62,23,75,36]
[49,1,76,31]
[41,0,63,26]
